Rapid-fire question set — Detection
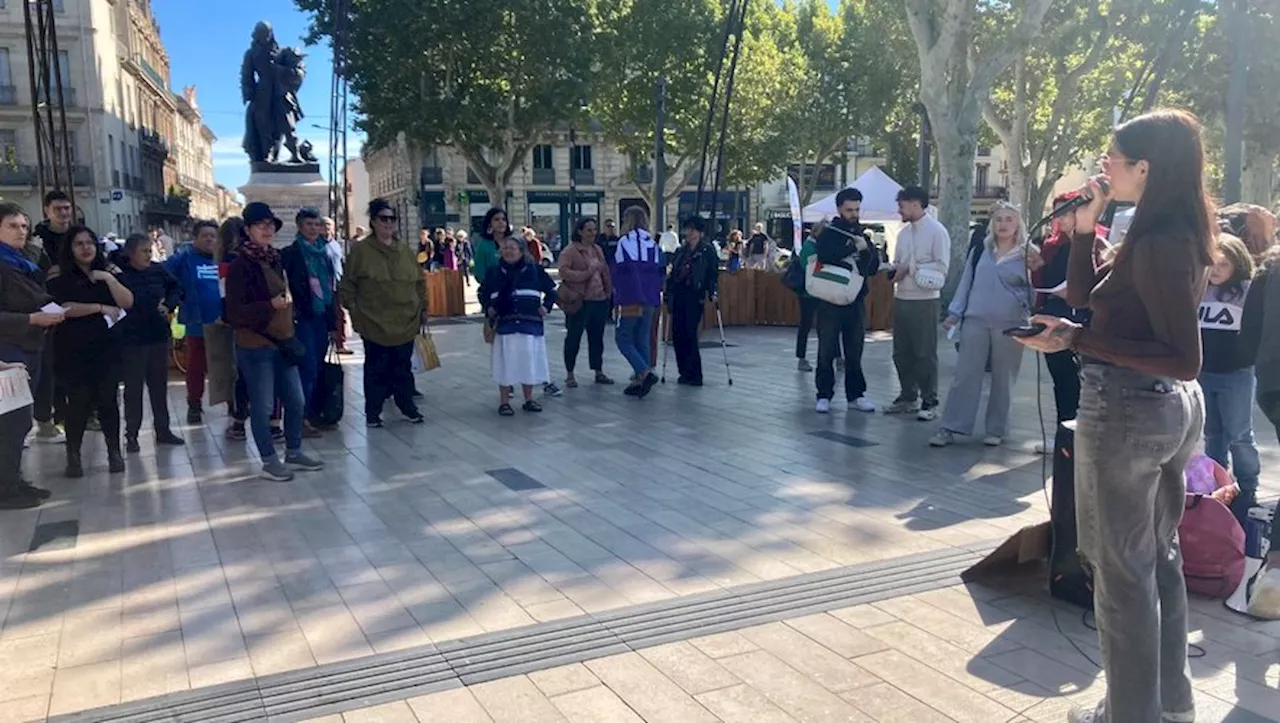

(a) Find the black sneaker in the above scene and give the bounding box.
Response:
[125,437,141,453]
[187,405,202,424]
[108,451,126,474]
[0,488,41,510]
[156,430,185,446]
[367,418,384,429]
[19,482,51,500]
[405,413,425,425]
[637,372,659,398]
[226,423,247,441]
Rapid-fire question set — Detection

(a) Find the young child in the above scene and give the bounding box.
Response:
[1198,234,1260,525]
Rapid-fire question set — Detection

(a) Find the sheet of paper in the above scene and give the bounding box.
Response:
[104,308,126,329]
[39,302,66,315]
[1034,281,1067,294]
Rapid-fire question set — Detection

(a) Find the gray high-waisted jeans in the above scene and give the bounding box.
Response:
[1075,361,1203,723]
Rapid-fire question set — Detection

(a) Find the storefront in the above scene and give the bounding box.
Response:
[526,190,604,252]
[461,190,515,234]
[677,190,749,240]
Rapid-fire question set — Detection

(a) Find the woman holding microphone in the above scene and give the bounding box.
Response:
[1015,109,1214,723]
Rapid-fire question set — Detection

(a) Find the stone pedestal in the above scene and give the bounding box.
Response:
[239,164,328,244]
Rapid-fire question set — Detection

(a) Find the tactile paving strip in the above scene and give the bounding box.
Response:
[50,542,997,723]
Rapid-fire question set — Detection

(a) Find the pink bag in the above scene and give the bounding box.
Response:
[1180,494,1246,598]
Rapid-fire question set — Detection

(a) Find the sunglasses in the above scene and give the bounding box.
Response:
[375,214,398,222]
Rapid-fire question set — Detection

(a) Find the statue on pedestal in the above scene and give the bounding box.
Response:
[241,21,318,169]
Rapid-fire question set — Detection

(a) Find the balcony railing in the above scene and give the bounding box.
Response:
[0,166,36,186]
[139,128,169,157]
[138,55,167,90]
[0,86,15,106]
[571,168,594,185]
[420,166,443,186]
[531,168,555,185]
[973,185,1007,199]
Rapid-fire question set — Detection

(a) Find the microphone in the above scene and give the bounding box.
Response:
[1028,178,1110,238]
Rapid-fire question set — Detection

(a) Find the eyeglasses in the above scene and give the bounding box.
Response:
[375,214,397,222]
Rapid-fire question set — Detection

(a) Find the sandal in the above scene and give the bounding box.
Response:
[565,376,579,389]
[594,372,615,385]
[498,404,515,417]
[522,400,543,413]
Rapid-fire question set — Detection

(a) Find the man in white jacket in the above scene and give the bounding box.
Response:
[884,186,950,420]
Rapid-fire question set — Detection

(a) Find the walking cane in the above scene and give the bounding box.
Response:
[660,304,670,384]
[714,299,733,386]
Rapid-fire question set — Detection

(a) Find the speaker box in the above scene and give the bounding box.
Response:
[1048,420,1094,609]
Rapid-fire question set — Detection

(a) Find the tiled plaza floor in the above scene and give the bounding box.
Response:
[1,315,1277,722]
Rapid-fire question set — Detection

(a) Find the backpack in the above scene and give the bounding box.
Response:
[782,251,807,294]
[1180,494,1246,598]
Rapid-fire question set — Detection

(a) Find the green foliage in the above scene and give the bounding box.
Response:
[295,0,595,197]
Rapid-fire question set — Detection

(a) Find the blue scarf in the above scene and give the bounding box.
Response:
[297,234,334,314]
[0,242,39,275]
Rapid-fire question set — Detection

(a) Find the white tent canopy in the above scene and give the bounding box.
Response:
[801,166,903,223]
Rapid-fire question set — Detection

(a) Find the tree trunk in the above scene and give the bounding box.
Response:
[1242,141,1277,207]
[933,128,977,302]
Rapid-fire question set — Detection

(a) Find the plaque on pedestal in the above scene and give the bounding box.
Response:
[240,166,328,244]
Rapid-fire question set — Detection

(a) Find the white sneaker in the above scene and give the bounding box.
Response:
[815,399,831,414]
[929,429,955,447]
[1067,706,1098,723]
[34,422,65,444]
[983,435,1002,447]
[851,397,875,413]
[916,407,938,422]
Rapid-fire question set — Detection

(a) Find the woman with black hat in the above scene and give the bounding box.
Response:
[225,202,324,481]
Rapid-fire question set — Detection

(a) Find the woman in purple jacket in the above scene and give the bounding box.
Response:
[611,206,665,398]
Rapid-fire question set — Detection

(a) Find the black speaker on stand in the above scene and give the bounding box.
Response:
[1048,420,1094,609]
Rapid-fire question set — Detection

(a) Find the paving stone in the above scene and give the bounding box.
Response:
[527,663,601,698]
[470,675,567,723]
[406,687,494,722]
[340,700,418,723]
[783,613,893,659]
[738,622,880,693]
[716,650,873,722]
[694,683,800,723]
[838,681,953,722]
[638,640,741,695]
[855,649,1020,723]
[584,652,721,722]
[688,631,760,659]
[550,685,646,723]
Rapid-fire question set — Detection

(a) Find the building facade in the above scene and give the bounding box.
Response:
[0,0,225,237]
[172,85,218,221]
[362,133,754,247]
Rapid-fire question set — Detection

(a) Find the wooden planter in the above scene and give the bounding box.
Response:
[425,269,467,317]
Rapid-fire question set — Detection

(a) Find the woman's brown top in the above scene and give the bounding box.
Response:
[1067,230,1208,381]
[225,255,294,349]
[557,242,612,301]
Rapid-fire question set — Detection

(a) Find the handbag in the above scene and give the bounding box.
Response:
[908,234,947,291]
[782,254,806,293]
[315,343,344,426]
[804,255,864,306]
[414,325,441,372]
[556,283,584,315]
[259,331,306,367]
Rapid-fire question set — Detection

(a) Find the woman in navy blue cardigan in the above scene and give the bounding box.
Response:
[480,237,556,415]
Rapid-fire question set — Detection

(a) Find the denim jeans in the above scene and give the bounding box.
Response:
[294,313,330,420]
[1075,363,1201,723]
[615,306,655,375]
[1199,367,1260,507]
[815,301,866,401]
[235,345,305,461]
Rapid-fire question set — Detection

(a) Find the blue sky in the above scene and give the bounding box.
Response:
[153,0,361,193]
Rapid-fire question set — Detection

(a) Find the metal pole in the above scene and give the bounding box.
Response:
[568,125,577,235]
[1222,0,1247,204]
[654,75,667,230]
[22,0,48,202]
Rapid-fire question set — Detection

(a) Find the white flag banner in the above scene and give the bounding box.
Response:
[786,176,803,251]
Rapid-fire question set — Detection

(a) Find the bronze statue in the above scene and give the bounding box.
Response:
[240,21,317,166]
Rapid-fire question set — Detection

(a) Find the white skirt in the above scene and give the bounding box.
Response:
[491,333,550,387]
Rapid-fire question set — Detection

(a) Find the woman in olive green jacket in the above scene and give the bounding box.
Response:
[339,198,428,427]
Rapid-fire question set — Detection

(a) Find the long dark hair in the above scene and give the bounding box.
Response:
[216,217,243,262]
[571,217,597,244]
[1113,109,1216,266]
[56,225,106,275]
[481,207,510,242]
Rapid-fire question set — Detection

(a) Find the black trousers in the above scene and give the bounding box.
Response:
[123,341,172,438]
[671,291,704,382]
[796,295,818,359]
[33,333,63,425]
[815,301,866,401]
[0,345,38,492]
[1044,349,1081,422]
[564,299,609,375]
[364,339,418,420]
[63,363,121,455]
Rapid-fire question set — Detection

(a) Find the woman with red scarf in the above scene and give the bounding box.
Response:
[1032,191,1110,443]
